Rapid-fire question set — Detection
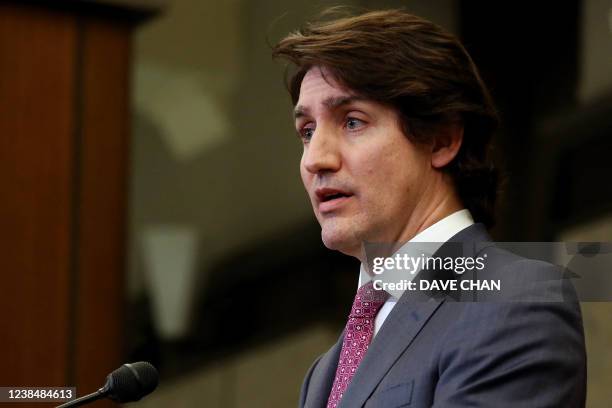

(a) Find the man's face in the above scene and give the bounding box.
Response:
[295,67,434,258]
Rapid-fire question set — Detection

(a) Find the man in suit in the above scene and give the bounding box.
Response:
[272,9,586,408]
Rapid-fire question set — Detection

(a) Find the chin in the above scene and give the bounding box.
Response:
[320,225,361,257]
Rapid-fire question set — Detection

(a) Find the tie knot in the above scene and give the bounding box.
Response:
[350,281,389,318]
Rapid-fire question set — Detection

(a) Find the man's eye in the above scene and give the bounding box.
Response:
[346,117,365,130]
[299,126,315,142]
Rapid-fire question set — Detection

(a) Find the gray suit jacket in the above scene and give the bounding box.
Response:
[299,224,586,408]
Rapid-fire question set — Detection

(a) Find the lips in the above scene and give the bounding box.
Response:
[315,187,353,213]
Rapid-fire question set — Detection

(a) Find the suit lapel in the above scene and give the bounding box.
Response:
[337,223,491,407]
[304,334,343,408]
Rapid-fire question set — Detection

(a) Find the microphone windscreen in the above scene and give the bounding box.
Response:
[106,361,159,402]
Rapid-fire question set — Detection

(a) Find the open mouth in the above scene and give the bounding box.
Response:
[321,192,350,202]
[316,188,353,211]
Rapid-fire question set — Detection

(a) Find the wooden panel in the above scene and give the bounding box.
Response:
[0,4,76,386]
[0,3,135,402]
[73,16,131,393]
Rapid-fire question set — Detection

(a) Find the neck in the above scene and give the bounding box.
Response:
[390,175,463,250]
[353,176,464,263]
[408,192,463,239]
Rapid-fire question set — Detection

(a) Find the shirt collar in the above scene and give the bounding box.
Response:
[358,209,475,296]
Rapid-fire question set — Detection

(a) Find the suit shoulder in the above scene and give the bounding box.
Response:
[476,245,568,280]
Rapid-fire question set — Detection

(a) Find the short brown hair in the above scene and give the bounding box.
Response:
[272,8,499,227]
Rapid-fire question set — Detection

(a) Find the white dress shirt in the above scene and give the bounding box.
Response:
[358,209,474,336]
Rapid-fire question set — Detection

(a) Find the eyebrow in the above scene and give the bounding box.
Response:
[293,95,364,119]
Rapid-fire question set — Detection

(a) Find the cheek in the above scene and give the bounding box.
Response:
[300,158,312,190]
[356,142,403,182]
[355,142,420,203]
[299,153,306,178]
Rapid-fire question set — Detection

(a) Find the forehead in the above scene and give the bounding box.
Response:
[300,67,344,95]
[295,67,360,117]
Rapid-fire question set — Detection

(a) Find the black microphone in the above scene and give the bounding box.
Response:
[56,361,159,407]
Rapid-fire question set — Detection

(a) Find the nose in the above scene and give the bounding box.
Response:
[302,127,341,174]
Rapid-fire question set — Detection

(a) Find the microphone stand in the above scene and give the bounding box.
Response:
[56,385,110,408]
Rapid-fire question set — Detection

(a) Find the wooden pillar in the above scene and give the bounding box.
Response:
[0,0,160,403]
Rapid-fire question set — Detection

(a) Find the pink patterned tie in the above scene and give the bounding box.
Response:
[327,281,389,408]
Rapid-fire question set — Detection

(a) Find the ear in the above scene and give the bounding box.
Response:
[431,122,463,169]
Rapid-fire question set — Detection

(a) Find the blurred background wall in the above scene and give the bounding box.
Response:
[1,0,610,407]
